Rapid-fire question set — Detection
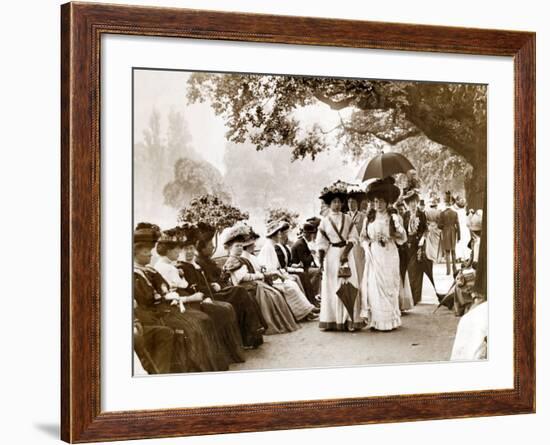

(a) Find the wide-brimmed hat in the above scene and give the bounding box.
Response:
[366,177,400,203]
[156,224,197,248]
[265,220,289,238]
[346,183,367,202]
[156,228,183,248]
[319,180,349,205]
[178,223,199,247]
[220,224,250,248]
[195,221,216,243]
[133,222,161,245]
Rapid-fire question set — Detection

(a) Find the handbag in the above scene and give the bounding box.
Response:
[338,262,352,279]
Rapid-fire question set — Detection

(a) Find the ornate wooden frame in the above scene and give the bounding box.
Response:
[61,2,536,442]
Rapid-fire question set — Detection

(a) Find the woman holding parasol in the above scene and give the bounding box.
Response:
[360,177,408,331]
[316,181,365,332]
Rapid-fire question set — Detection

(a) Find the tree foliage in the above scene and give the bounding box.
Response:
[187,73,487,208]
[178,194,249,232]
[163,157,229,209]
[187,73,486,164]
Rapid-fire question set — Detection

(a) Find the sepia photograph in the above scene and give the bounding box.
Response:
[132,68,487,376]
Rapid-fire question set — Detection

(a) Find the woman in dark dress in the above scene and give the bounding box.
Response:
[133,223,228,373]
[176,225,265,349]
[154,228,245,366]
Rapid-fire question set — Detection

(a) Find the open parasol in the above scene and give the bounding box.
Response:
[357,152,415,181]
[336,281,359,323]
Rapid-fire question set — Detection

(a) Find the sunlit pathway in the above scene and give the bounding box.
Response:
[231,263,459,372]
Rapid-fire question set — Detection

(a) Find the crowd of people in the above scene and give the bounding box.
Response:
[133,172,485,374]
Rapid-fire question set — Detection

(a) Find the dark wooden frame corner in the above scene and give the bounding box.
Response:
[61,2,535,443]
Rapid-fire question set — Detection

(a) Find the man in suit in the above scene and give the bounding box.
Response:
[275,222,319,306]
[402,189,429,305]
[291,222,322,305]
[439,191,461,275]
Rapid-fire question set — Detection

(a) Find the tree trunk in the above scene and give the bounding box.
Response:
[464,169,485,211]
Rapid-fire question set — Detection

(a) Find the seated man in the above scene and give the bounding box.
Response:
[291,222,321,305]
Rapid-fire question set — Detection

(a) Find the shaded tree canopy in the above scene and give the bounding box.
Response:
[187,73,487,207]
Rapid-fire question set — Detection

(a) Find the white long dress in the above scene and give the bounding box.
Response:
[316,211,364,331]
[257,238,315,320]
[361,212,407,331]
[349,210,366,285]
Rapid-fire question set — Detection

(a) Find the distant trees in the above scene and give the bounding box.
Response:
[222,141,346,219]
[134,107,230,223]
[266,208,300,229]
[187,73,486,208]
[163,158,229,209]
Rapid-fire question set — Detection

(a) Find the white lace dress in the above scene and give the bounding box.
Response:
[360,212,407,331]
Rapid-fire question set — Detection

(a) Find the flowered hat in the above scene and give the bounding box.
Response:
[346,183,367,202]
[319,180,349,205]
[366,177,400,204]
[157,223,197,248]
[220,223,251,248]
[195,221,216,242]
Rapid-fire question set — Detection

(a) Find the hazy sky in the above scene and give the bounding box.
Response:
[133,69,369,177]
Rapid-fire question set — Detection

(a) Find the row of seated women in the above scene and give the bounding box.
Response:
[133,221,319,374]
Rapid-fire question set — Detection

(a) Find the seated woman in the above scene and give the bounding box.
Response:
[133,301,174,375]
[257,220,319,321]
[154,228,245,365]
[133,223,228,372]
[176,224,265,349]
[221,224,300,335]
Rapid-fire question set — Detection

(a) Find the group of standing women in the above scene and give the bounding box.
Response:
[315,177,435,333]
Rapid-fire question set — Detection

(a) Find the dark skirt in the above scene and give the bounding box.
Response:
[195,301,246,365]
[214,286,265,348]
[134,325,174,374]
[161,307,232,372]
